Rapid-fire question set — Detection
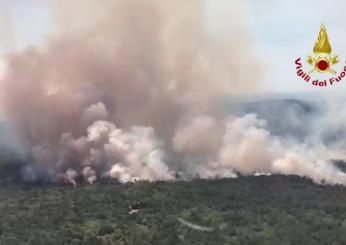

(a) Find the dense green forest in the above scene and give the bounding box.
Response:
[1,175,346,245]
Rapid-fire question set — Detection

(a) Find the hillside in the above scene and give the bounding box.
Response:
[1,176,346,245]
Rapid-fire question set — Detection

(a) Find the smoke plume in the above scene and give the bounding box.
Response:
[174,113,346,185]
[1,0,346,185]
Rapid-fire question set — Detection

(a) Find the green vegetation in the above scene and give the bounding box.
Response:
[1,175,346,244]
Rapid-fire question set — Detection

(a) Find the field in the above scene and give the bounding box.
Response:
[1,176,346,245]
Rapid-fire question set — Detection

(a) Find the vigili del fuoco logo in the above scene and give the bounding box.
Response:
[295,24,346,87]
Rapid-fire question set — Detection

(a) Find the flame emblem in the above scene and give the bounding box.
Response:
[307,24,339,75]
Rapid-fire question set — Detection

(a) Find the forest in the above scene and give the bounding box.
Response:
[1,174,346,245]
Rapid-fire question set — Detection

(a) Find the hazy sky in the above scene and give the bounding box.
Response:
[1,0,346,93]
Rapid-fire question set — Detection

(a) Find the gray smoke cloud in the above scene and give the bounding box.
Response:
[1,0,346,185]
[174,113,346,185]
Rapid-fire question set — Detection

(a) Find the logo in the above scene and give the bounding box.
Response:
[295,24,346,87]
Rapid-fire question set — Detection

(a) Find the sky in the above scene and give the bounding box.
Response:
[1,0,346,94]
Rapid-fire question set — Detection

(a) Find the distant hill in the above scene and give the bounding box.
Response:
[219,97,321,138]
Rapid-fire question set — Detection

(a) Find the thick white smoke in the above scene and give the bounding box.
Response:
[1,0,346,185]
[0,0,262,183]
[174,114,346,185]
[53,116,173,184]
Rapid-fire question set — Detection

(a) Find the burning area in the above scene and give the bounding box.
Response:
[0,0,346,186]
